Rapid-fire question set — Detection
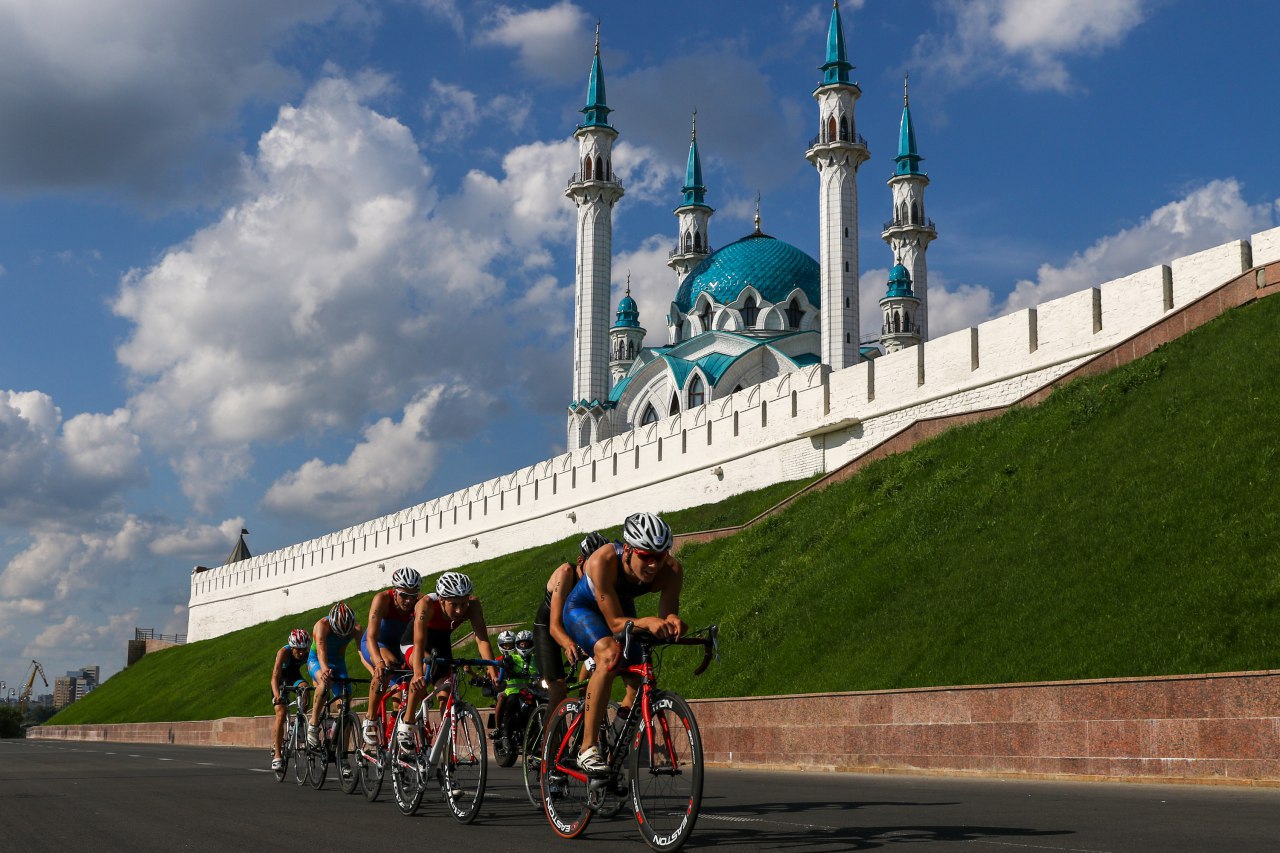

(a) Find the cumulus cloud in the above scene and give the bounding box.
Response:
[263,386,449,524]
[913,0,1148,92]
[149,517,248,559]
[922,179,1279,337]
[422,79,531,145]
[24,609,140,663]
[614,236,680,347]
[0,391,146,523]
[477,1,592,85]
[0,0,353,199]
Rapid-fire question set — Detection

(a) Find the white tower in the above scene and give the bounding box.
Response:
[879,259,921,353]
[805,1,869,371]
[566,25,624,450]
[881,74,936,340]
[668,111,714,283]
[609,276,645,385]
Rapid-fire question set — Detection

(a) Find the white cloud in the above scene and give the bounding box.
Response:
[149,517,248,559]
[23,609,140,663]
[477,1,592,84]
[614,236,680,347]
[423,79,531,145]
[913,0,1148,92]
[415,0,464,35]
[0,0,354,198]
[263,386,450,524]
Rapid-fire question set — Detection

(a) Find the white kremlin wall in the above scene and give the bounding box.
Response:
[187,227,1280,641]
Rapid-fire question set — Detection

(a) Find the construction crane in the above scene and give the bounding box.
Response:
[19,660,48,715]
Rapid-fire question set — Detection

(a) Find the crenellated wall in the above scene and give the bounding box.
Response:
[187,228,1280,641]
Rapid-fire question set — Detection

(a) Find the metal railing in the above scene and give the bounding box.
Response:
[669,244,713,259]
[135,628,187,644]
[881,322,921,336]
[883,217,937,232]
[807,131,867,149]
[566,173,623,188]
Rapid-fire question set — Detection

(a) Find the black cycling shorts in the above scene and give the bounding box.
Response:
[533,598,566,682]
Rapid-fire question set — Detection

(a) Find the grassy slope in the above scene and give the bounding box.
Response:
[53,296,1280,722]
[50,475,818,724]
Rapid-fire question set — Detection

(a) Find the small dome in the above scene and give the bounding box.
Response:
[883,263,914,299]
[613,292,641,328]
[674,233,819,313]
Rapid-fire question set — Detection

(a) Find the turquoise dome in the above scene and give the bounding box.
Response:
[613,293,640,328]
[674,233,820,313]
[884,262,914,299]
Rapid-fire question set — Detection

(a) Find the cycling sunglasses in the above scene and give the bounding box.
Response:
[631,548,666,561]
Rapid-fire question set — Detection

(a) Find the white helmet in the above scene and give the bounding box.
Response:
[515,630,534,655]
[622,512,672,552]
[327,602,356,637]
[497,630,516,652]
[435,571,474,599]
[391,567,422,591]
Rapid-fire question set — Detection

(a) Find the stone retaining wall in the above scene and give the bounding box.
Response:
[33,670,1280,784]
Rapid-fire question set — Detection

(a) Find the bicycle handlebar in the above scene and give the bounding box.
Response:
[620,621,720,675]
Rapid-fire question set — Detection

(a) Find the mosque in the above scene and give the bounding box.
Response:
[566,2,937,450]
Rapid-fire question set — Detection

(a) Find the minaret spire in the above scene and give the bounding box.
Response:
[666,110,715,337]
[806,0,868,370]
[567,24,624,450]
[882,72,935,342]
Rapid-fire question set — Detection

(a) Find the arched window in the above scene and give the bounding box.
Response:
[911,201,920,224]
[786,298,803,328]
[693,231,702,251]
[583,156,593,180]
[687,375,704,408]
[595,156,604,181]
[826,115,836,142]
[627,340,635,358]
[699,302,713,332]
[740,295,758,327]
[683,230,692,252]
[605,157,611,180]
[899,201,908,224]
[669,392,680,416]
[893,311,901,332]
[839,115,849,141]
[640,404,658,425]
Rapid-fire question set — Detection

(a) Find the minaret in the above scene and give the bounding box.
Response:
[881,74,936,340]
[805,1,869,371]
[609,275,645,385]
[879,258,921,353]
[566,24,624,450]
[668,111,714,282]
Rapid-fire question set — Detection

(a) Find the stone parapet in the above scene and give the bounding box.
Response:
[32,670,1280,785]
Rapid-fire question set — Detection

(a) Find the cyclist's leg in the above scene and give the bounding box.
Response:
[534,619,569,710]
[562,603,616,756]
[306,654,332,730]
[272,689,287,759]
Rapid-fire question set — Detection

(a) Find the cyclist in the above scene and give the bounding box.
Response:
[396,571,500,749]
[306,601,363,747]
[270,629,311,771]
[360,567,422,744]
[534,531,608,711]
[562,512,686,777]
[493,629,538,754]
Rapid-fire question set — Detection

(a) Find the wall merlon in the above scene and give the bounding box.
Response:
[1250,226,1280,268]
[1171,239,1250,307]
[1099,264,1171,342]
[924,327,979,389]
[976,309,1037,373]
[1034,288,1102,361]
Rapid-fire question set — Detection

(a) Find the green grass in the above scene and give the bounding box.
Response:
[51,295,1280,723]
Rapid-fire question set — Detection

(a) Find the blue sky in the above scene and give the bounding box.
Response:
[1,0,1277,689]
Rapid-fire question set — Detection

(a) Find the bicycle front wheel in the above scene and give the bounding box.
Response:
[291,714,309,786]
[274,721,291,783]
[521,703,547,808]
[627,691,704,852]
[308,717,328,790]
[338,713,360,794]
[390,710,426,816]
[540,699,593,839]
[440,703,487,824]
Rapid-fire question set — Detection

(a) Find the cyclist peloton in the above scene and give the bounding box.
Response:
[306,601,363,747]
[270,629,312,771]
[396,571,501,749]
[562,512,686,776]
[360,567,422,745]
[534,532,608,712]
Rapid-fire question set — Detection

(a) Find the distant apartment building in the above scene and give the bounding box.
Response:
[53,666,99,710]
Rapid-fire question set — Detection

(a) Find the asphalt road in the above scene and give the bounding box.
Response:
[1,739,1277,851]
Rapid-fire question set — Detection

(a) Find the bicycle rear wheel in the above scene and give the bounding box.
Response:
[291,713,309,786]
[521,703,547,808]
[338,713,360,794]
[627,691,704,852]
[307,715,328,790]
[540,699,593,839]
[390,710,426,816]
[440,703,487,824]
[359,742,385,802]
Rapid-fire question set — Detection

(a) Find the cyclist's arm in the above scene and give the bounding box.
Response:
[410,598,428,682]
[313,618,331,672]
[466,599,501,684]
[654,558,687,637]
[547,562,577,654]
[270,648,287,703]
[589,550,653,634]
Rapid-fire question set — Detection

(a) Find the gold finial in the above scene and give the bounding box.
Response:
[754,192,762,234]
[903,72,910,107]
[691,109,697,141]
[594,20,600,53]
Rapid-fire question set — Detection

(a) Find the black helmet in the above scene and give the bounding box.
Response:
[579,531,609,559]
